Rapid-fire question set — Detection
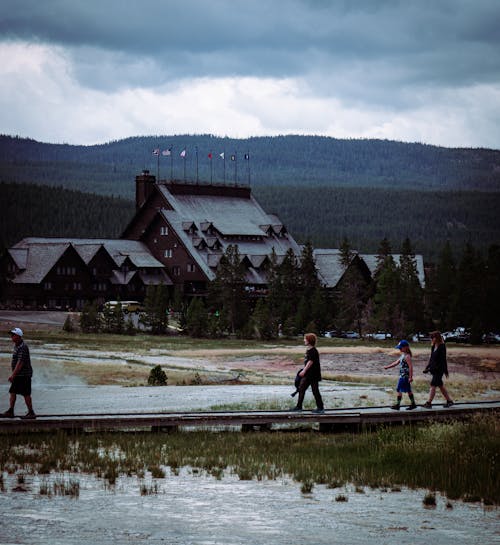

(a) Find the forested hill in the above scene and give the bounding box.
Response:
[2,181,499,262]
[1,134,499,199]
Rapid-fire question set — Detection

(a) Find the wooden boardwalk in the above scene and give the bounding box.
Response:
[1,400,498,434]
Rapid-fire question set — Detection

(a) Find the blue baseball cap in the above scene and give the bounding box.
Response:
[395,339,409,349]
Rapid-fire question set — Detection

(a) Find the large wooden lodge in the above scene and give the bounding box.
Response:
[1,172,424,310]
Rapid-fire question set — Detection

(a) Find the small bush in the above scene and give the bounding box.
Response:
[423,492,436,506]
[148,365,168,386]
[301,480,314,494]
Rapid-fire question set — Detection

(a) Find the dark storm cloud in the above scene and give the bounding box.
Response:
[2,0,500,96]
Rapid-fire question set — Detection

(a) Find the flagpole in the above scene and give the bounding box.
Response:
[223,149,226,184]
[195,146,199,183]
[234,151,237,186]
[170,148,173,181]
[157,150,160,181]
[209,151,213,183]
[246,151,250,185]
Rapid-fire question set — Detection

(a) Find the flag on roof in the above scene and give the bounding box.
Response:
[162,148,171,156]
[244,153,250,160]
[180,149,186,158]
[208,152,213,159]
[230,154,236,161]
[152,149,160,156]
[219,152,224,159]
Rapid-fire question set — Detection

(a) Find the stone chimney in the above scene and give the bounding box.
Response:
[135,170,156,209]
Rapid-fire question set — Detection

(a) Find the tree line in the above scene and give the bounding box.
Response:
[0,182,135,248]
[2,134,499,198]
[1,181,499,263]
[80,238,500,342]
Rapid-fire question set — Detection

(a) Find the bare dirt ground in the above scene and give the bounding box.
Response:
[1,311,499,400]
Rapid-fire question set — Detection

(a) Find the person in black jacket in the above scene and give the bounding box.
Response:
[423,331,454,408]
[292,333,324,414]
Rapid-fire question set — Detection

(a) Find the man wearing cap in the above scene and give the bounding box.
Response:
[1,327,36,419]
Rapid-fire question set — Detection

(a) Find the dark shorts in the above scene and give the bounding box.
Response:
[430,374,444,387]
[9,376,31,396]
[397,377,412,393]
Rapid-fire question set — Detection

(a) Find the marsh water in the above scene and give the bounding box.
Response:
[1,384,499,544]
[0,325,498,544]
[1,466,498,545]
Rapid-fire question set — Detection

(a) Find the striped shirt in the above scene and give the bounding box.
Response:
[11,341,32,377]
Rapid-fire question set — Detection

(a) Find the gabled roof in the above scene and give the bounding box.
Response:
[7,248,28,270]
[312,249,345,288]
[12,243,78,284]
[361,253,426,287]
[158,183,301,285]
[313,248,426,289]
[13,238,165,270]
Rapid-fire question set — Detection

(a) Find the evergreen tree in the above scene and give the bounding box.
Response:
[375,237,392,274]
[101,299,124,334]
[339,236,354,269]
[186,296,208,337]
[299,241,321,300]
[335,258,372,335]
[310,286,330,334]
[140,284,169,334]
[251,298,276,340]
[398,237,424,334]
[80,301,101,333]
[427,240,456,330]
[371,254,402,336]
[484,245,500,333]
[276,248,301,325]
[209,245,248,334]
[450,242,485,339]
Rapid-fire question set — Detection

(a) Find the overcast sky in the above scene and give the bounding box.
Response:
[1,0,499,148]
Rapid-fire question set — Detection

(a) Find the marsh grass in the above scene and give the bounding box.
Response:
[1,413,498,504]
[39,477,80,497]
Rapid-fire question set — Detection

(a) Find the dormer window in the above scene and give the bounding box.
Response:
[164,249,173,258]
[160,226,169,236]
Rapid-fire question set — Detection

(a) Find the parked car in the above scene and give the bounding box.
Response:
[482,332,500,344]
[365,332,392,340]
[412,332,431,342]
[103,300,144,314]
[323,330,343,338]
[342,331,360,339]
[443,327,471,343]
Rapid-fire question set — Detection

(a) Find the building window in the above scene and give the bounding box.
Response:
[56,266,76,276]
[172,266,181,276]
[164,249,173,258]
[43,282,52,290]
[187,263,196,273]
[160,226,169,235]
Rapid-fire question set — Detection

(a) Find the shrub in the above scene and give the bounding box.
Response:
[148,365,168,386]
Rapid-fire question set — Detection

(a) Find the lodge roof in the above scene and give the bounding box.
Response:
[313,249,426,288]
[10,238,166,284]
[157,183,301,284]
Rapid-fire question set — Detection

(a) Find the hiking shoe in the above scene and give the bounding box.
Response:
[291,406,302,412]
[20,411,36,420]
[406,404,417,411]
[390,404,401,411]
[1,408,14,418]
[444,400,454,408]
[423,401,432,409]
[312,409,325,414]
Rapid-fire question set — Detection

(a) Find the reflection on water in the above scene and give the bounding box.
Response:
[0,469,497,545]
